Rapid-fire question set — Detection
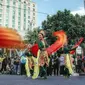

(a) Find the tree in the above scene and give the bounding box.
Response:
[42,9,85,45]
[25,27,40,44]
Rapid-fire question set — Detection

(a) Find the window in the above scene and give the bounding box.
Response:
[33,23,35,26]
[7,5,9,8]
[28,20,30,23]
[28,3,30,6]
[6,19,8,22]
[12,16,15,19]
[28,11,30,14]
[19,8,21,11]
[18,17,20,20]
[18,12,21,15]
[33,8,35,11]
[24,14,26,17]
[28,24,29,27]
[12,24,15,28]
[0,0,3,4]
[33,17,35,20]
[28,7,30,10]
[18,25,21,30]
[0,4,2,8]
[13,11,15,14]
[13,1,15,5]
[0,14,2,17]
[33,13,35,16]
[0,9,2,12]
[23,24,26,30]
[24,19,26,22]
[12,19,15,22]
[5,24,8,27]
[19,0,21,2]
[0,19,2,22]
[33,4,35,7]
[12,22,15,26]
[18,22,20,25]
[7,0,9,3]
[6,9,9,13]
[28,16,30,19]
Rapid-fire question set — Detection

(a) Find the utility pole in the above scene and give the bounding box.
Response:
[84,0,85,11]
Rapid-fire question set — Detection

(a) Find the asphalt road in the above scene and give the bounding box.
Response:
[0,75,85,85]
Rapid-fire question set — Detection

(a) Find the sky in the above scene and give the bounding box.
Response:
[32,0,84,27]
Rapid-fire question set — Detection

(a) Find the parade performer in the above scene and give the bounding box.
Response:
[25,52,32,77]
[38,30,49,79]
[62,44,76,78]
[32,30,49,79]
[30,30,68,79]
[63,37,84,78]
[25,44,34,77]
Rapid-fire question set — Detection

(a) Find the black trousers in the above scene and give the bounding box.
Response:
[20,63,26,75]
[0,64,6,72]
[47,66,53,76]
[39,64,47,78]
[60,65,65,75]
[52,64,59,76]
[64,67,70,77]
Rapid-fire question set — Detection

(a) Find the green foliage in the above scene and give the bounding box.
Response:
[25,27,40,44]
[42,9,85,45]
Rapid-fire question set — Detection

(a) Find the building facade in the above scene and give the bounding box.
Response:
[0,0,37,38]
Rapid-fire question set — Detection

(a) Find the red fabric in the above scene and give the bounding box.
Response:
[31,44,39,57]
[70,37,84,54]
[46,30,67,55]
[30,30,67,56]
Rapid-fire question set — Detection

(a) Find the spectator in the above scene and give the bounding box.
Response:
[59,55,65,76]
[14,56,20,74]
[20,54,26,75]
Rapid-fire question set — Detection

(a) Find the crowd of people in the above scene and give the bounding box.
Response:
[0,51,85,79]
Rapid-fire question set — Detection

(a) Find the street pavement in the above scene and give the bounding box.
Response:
[0,75,85,85]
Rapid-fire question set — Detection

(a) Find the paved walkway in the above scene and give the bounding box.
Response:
[0,75,85,85]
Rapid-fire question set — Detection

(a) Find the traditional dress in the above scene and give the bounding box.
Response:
[32,30,49,79]
[63,46,76,78]
[38,40,49,79]
[25,52,34,77]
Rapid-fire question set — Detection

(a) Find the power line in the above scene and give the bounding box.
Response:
[0,2,50,15]
[10,0,34,3]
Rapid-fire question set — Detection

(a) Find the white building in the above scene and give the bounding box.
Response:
[0,0,37,39]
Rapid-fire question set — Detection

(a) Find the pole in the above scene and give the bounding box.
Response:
[84,0,85,11]
[9,49,12,57]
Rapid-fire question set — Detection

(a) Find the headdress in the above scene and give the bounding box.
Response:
[39,30,45,37]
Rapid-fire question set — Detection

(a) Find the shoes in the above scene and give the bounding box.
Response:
[60,75,63,76]
[40,76,47,79]
[64,76,70,78]
[43,77,47,79]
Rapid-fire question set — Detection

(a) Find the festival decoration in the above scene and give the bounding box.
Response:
[70,37,84,54]
[0,26,25,49]
[31,30,67,56]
